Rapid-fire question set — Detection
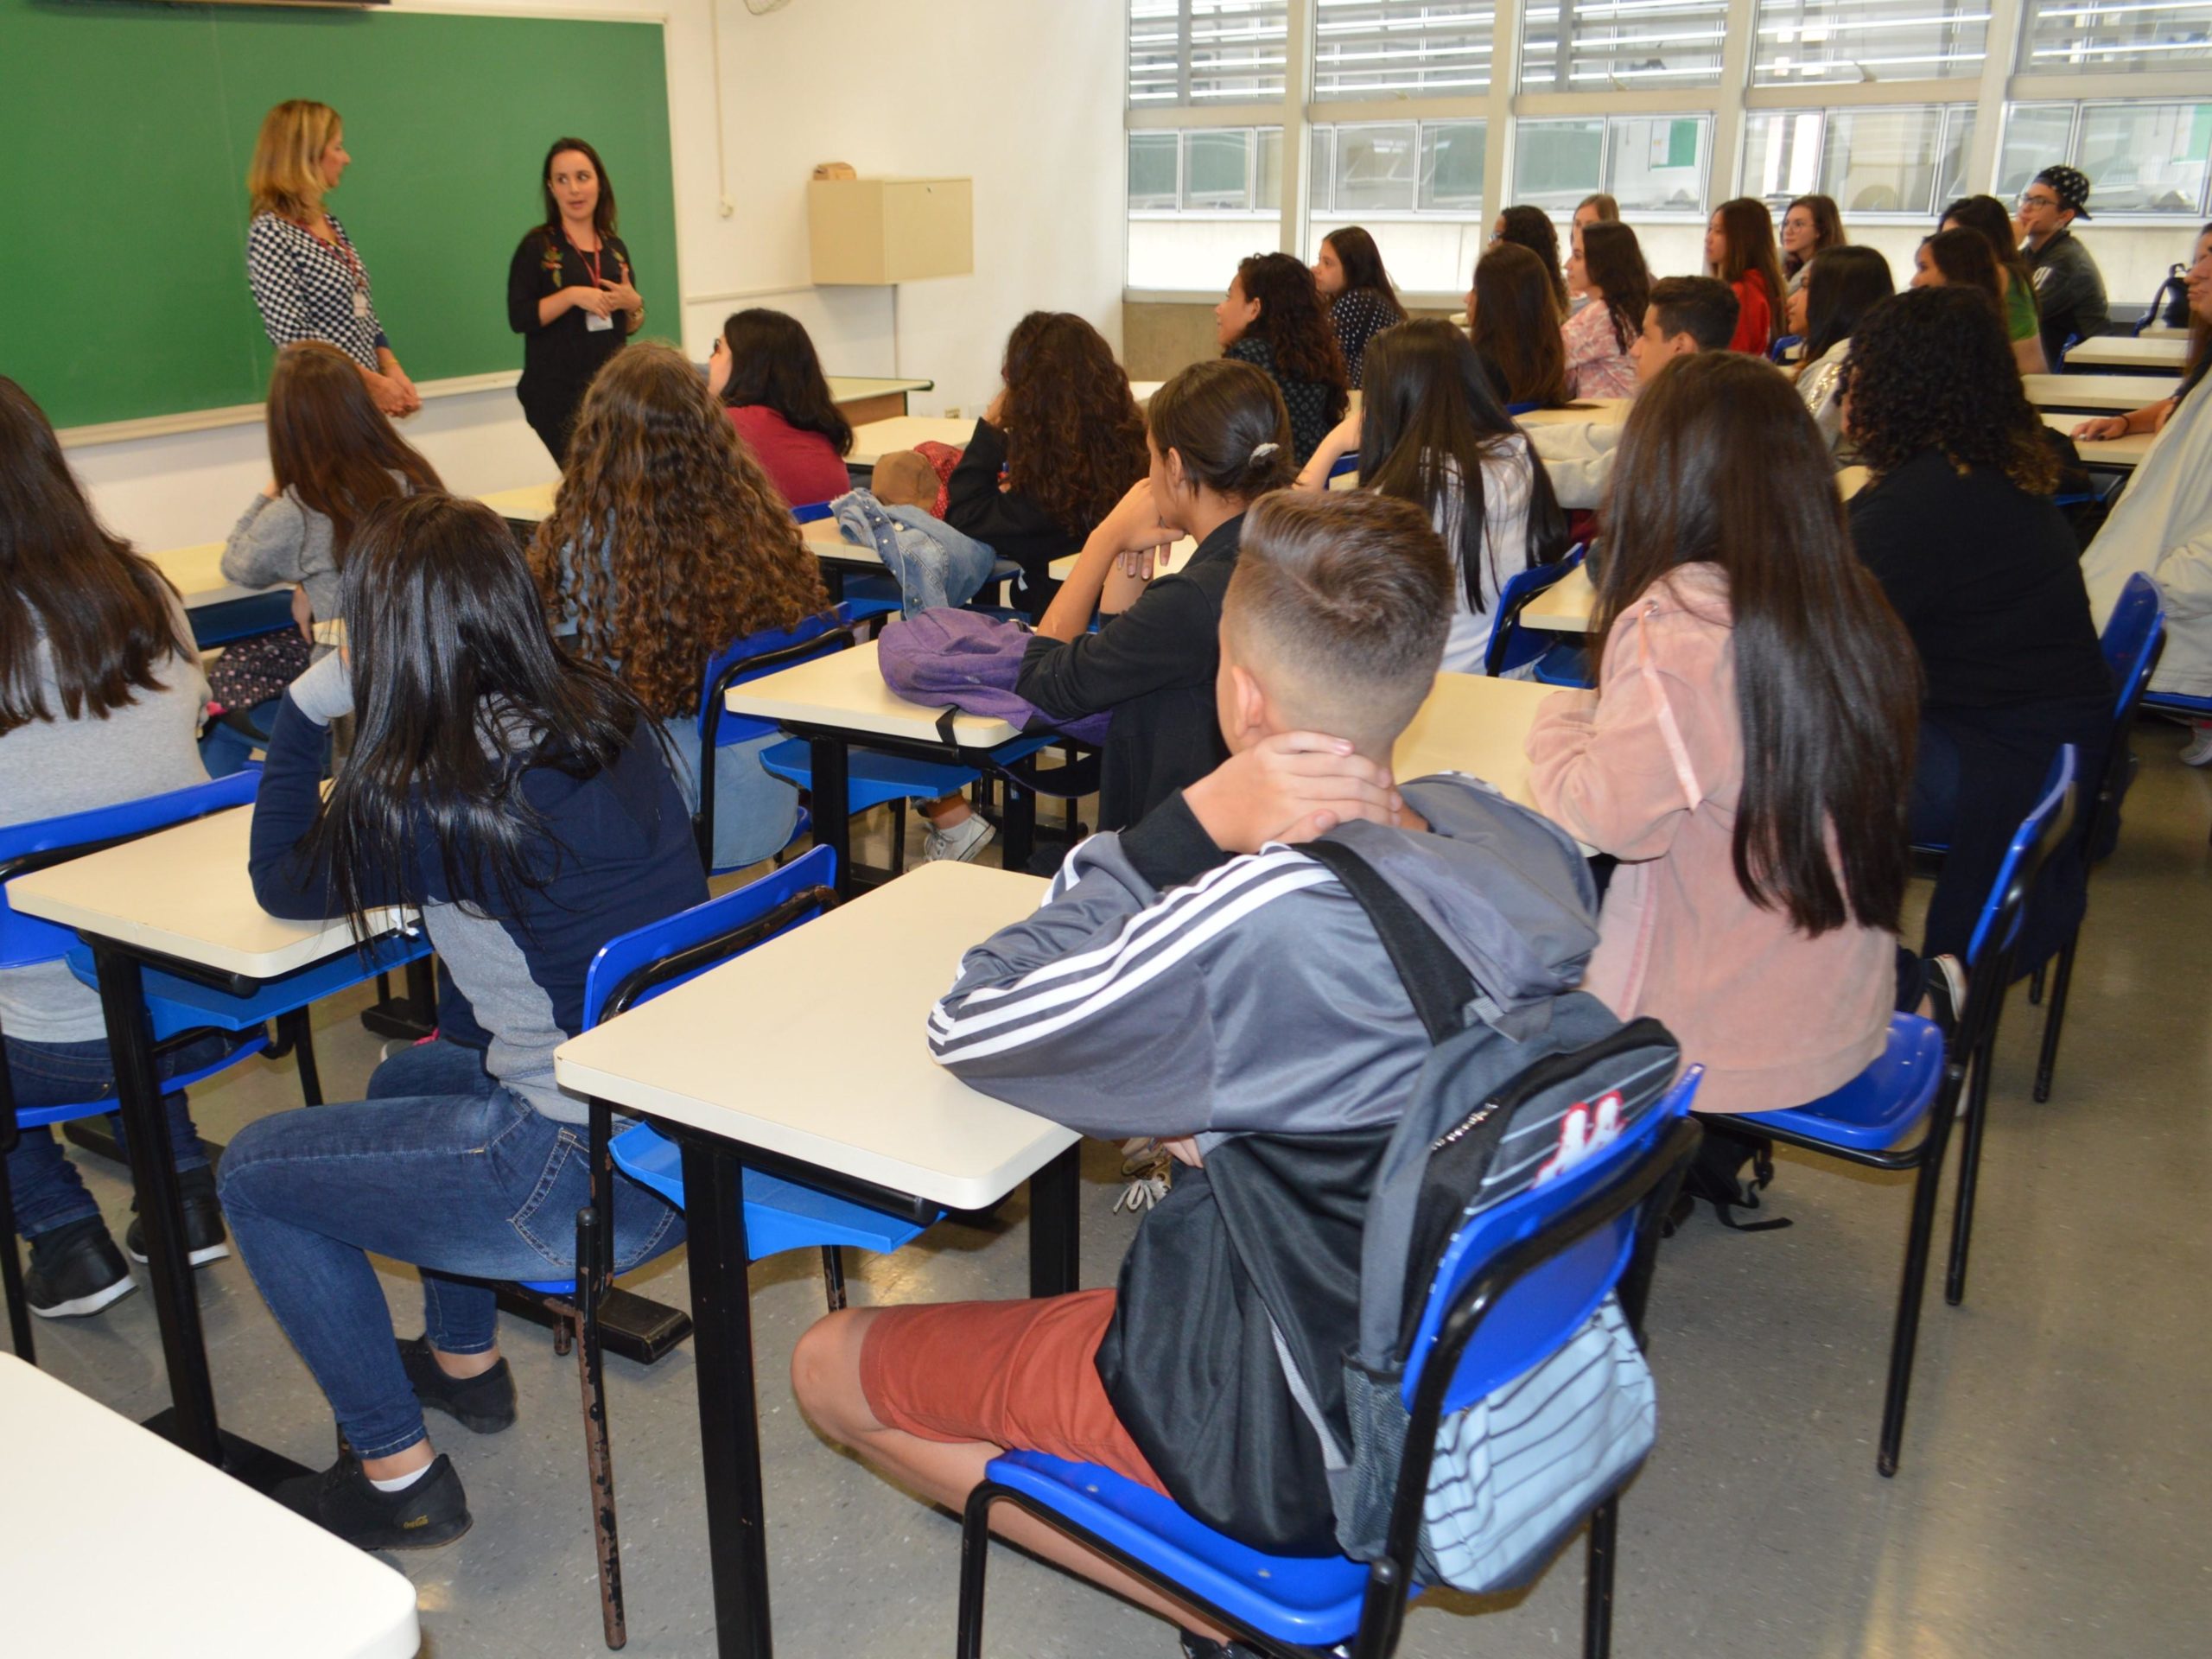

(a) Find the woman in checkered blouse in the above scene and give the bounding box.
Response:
[245,101,420,420]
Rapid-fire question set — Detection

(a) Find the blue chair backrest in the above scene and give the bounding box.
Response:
[1504,400,1539,416]
[1484,543,1586,674]
[1326,453,1360,480]
[2101,573,2166,722]
[1964,746,2076,968]
[580,845,838,1030]
[791,500,835,524]
[1769,334,1804,364]
[0,770,261,973]
[696,605,856,747]
[1402,1065,1702,1414]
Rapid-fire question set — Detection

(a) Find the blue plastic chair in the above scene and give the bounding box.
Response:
[0,770,404,1363]
[2026,575,2164,1101]
[1769,333,1804,365]
[956,1070,1707,1659]
[1728,747,2077,1477]
[515,846,936,1649]
[1484,543,1588,680]
[692,606,980,877]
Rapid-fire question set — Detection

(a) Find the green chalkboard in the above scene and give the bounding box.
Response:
[3,0,679,430]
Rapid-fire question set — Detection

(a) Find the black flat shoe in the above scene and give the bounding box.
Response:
[397,1335,518,1433]
[276,1452,472,1552]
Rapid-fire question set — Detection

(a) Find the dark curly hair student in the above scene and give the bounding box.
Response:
[997,312,1151,544]
[1840,287,2057,495]
[1217,251,1349,464]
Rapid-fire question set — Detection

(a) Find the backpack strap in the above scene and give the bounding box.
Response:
[1296,838,1481,1047]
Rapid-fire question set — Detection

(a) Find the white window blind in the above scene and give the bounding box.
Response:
[1129,1,1292,105]
[1519,0,1733,91]
[2016,1,2212,75]
[1313,1,1500,98]
[1752,0,1990,85]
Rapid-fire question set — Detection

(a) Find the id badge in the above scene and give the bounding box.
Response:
[585,310,614,333]
[352,289,370,321]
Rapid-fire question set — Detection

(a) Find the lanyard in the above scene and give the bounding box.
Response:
[568,229,605,289]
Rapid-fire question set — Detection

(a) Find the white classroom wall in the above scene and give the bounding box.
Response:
[66,0,1128,553]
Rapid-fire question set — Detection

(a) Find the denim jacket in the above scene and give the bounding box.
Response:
[831,489,999,616]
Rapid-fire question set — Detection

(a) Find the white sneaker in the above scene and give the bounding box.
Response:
[921,814,996,864]
[2180,724,2212,766]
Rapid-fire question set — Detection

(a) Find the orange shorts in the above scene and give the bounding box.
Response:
[857,1287,1166,1493]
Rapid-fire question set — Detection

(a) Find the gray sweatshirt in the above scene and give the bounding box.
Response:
[223,489,340,641]
[0,616,211,1041]
[926,775,1600,1142]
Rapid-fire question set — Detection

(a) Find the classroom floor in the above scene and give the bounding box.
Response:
[16,722,2210,1659]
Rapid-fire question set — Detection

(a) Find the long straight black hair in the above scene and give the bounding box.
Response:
[1802,245,1895,362]
[716,308,854,454]
[1358,319,1567,616]
[1592,353,1917,936]
[0,377,194,735]
[304,493,655,939]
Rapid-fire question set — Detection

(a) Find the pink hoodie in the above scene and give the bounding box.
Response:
[1524,563,1893,1115]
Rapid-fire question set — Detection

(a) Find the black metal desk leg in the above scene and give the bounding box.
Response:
[810,734,853,899]
[679,1135,775,1659]
[92,942,220,1463]
[1001,775,1038,876]
[1028,1145,1081,1298]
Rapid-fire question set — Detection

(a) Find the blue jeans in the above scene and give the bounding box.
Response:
[218,1038,684,1458]
[5,1033,219,1239]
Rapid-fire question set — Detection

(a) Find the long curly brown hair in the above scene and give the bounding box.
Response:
[530,342,828,721]
[1838,288,2058,494]
[1234,252,1350,416]
[998,313,1148,537]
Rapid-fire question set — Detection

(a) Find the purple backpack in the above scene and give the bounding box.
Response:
[877,608,1111,744]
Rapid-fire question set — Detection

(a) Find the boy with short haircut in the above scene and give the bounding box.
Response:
[1632,276,1742,384]
[791,490,1601,1648]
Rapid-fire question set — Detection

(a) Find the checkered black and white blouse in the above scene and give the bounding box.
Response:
[246,211,389,371]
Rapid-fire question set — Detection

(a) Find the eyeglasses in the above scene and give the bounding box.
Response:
[2019,192,2060,209]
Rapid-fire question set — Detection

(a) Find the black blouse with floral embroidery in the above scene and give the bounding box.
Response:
[507,226,636,450]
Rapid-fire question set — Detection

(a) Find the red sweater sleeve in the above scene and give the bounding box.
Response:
[1729,273,1772,354]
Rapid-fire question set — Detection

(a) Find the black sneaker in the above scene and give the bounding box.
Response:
[276,1452,472,1551]
[124,1170,229,1268]
[25,1218,137,1319]
[397,1335,518,1433]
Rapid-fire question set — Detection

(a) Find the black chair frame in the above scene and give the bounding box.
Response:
[1710,773,2075,1477]
[695,618,859,874]
[544,881,840,1650]
[955,1118,1703,1659]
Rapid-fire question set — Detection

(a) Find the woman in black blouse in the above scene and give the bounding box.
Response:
[1844,287,2109,979]
[1214,251,1349,466]
[1313,226,1405,389]
[506,137,644,463]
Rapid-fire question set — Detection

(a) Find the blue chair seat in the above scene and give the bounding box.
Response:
[1529,641,1590,687]
[985,1451,1376,1647]
[760,739,978,811]
[1751,1014,1945,1153]
[64,931,429,1039]
[832,573,904,625]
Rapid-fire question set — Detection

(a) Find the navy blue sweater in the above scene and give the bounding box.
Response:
[249,694,707,1124]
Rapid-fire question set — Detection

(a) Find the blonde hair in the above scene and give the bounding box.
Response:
[249,99,341,222]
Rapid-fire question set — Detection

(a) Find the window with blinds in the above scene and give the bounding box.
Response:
[1751,0,1989,85]
[1129,1,1292,105]
[1518,0,1733,92]
[1313,0,1499,98]
[2016,1,2212,76]
[1741,105,1979,217]
[1999,100,2212,215]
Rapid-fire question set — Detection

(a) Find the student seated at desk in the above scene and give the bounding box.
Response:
[0,378,233,1319]
[532,342,830,872]
[2070,224,2210,452]
[1296,319,1568,671]
[708,307,853,511]
[1706,198,1788,356]
[1527,353,1913,1117]
[792,489,1603,1650]
[1213,252,1350,465]
[1560,220,1650,401]
[1017,359,1296,834]
[1845,288,2110,990]
[939,311,1148,620]
[2082,229,2212,749]
[1795,246,1894,454]
[211,341,444,773]
[219,493,703,1549]
[1466,244,1570,410]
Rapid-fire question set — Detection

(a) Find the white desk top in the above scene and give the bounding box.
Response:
[553,862,1077,1210]
[827,375,933,403]
[2049,410,2158,468]
[848,416,977,468]
[2063,335,2188,372]
[804,524,1194,586]
[0,1354,419,1659]
[480,480,560,524]
[2024,372,2177,412]
[1130,379,1163,405]
[723,636,1023,748]
[150,542,283,612]
[8,804,405,980]
[1394,673,1563,817]
[1516,398,1631,429]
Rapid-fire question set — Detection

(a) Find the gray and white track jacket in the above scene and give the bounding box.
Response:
[928,776,1602,1142]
